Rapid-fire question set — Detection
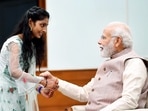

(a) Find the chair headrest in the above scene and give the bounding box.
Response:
[142,58,148,72]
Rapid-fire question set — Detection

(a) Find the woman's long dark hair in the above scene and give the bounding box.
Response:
[11,6,49,72]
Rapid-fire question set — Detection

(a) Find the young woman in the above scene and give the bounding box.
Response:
[0,6,57,111]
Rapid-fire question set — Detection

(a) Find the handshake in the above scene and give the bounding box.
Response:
[37,71,59,98]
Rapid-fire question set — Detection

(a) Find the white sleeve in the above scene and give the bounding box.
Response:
[58,78,94,102]
[100,58,147,111]
[8,42,44,95]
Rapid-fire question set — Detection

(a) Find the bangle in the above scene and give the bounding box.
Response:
[38,86,43,94]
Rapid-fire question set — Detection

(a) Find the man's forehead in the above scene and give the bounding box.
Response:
[102,28,112,37]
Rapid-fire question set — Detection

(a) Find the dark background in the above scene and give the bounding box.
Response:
[0,0,38,50]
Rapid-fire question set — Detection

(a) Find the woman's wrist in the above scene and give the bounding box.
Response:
[36,85,43,94]
[38,86,43,94]
[39,79,47,87]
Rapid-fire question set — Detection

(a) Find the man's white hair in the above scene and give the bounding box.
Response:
[107,21,133,48]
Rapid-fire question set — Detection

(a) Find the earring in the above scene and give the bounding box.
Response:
[30,27,32,31]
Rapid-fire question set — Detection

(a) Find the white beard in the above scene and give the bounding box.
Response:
[100,39,116,58]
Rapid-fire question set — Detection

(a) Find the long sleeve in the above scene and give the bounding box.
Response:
[100,58,147,111]
[8,42,43,83]
[8,41,43,95]
[58,78,94,102]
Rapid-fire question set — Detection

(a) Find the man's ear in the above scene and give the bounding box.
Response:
[115,37,122,47]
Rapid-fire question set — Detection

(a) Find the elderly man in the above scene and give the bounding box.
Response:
[41,21,148,111]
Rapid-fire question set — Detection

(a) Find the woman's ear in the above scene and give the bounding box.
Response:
[28,18,33,31]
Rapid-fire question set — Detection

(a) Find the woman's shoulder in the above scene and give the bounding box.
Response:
[1,35,22,52]
[6,35,22,44]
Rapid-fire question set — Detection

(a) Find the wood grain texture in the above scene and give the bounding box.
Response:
[37,69,96,111]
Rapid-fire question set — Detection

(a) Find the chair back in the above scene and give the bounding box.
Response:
[142,58,148,108]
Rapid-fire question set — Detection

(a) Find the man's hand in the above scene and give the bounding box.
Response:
[40,88,54,98]
[39,71,59,91]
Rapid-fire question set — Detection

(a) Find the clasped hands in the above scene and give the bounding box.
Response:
[38,71,58,98]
